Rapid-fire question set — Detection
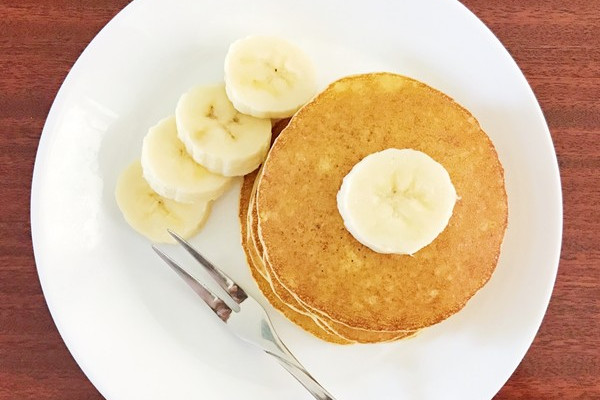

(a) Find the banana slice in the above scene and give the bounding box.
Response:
[115,161,211,243]
[141,116,231,203]
[336,149,458,255]
[224,35,317,119]
[175,84,272,177]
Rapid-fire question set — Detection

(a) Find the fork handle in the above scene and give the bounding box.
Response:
[269,353,336,400]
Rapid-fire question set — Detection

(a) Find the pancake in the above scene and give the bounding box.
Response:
[239,169,351,344]
[239,119,354,344]
[246,178,415,343]
[243,167,414,343]
[256,73,508,332]
[246,189,342,338]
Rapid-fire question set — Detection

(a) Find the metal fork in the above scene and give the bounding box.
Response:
[152,230,337,400]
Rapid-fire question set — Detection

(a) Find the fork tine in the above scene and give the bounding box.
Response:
[152,245,233,322]
[167,230,248,304]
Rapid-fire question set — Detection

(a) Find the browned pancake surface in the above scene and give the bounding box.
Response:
[256,73,508,331]
[243,169,412,343]
[249,191,413,342]
[239,170,351,344]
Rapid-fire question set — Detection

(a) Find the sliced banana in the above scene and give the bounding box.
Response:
[175,84,272,177]
[115,161,211,243]
[224,35,317,119]
[337,149,458,255]
[141,116,231,203]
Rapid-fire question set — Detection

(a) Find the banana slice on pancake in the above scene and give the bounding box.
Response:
[175,84,272,177]
[337,148,458,255]
[115,161,211,243]
[224,35,317,119]
[141,116,232,203]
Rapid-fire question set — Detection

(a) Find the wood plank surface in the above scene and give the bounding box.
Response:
[0,0,598,398]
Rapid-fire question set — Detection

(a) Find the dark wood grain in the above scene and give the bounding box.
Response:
[0,0,598,399]
[460,1,600,398]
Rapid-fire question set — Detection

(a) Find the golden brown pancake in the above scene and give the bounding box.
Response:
[256,73,508,332]
[239,119,357,344]
[245,175,414,343]
[243,171,414,343]
[239,169,351,344]
[246,194,342,338]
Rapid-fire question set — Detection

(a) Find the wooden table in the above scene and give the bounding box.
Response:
[1,0,598,398]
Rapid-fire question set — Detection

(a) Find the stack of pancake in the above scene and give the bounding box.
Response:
[239,73,508,344]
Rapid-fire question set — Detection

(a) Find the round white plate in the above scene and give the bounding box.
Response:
[31,0,562,399]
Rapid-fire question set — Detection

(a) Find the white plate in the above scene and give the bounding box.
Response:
[31,0,562,399]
